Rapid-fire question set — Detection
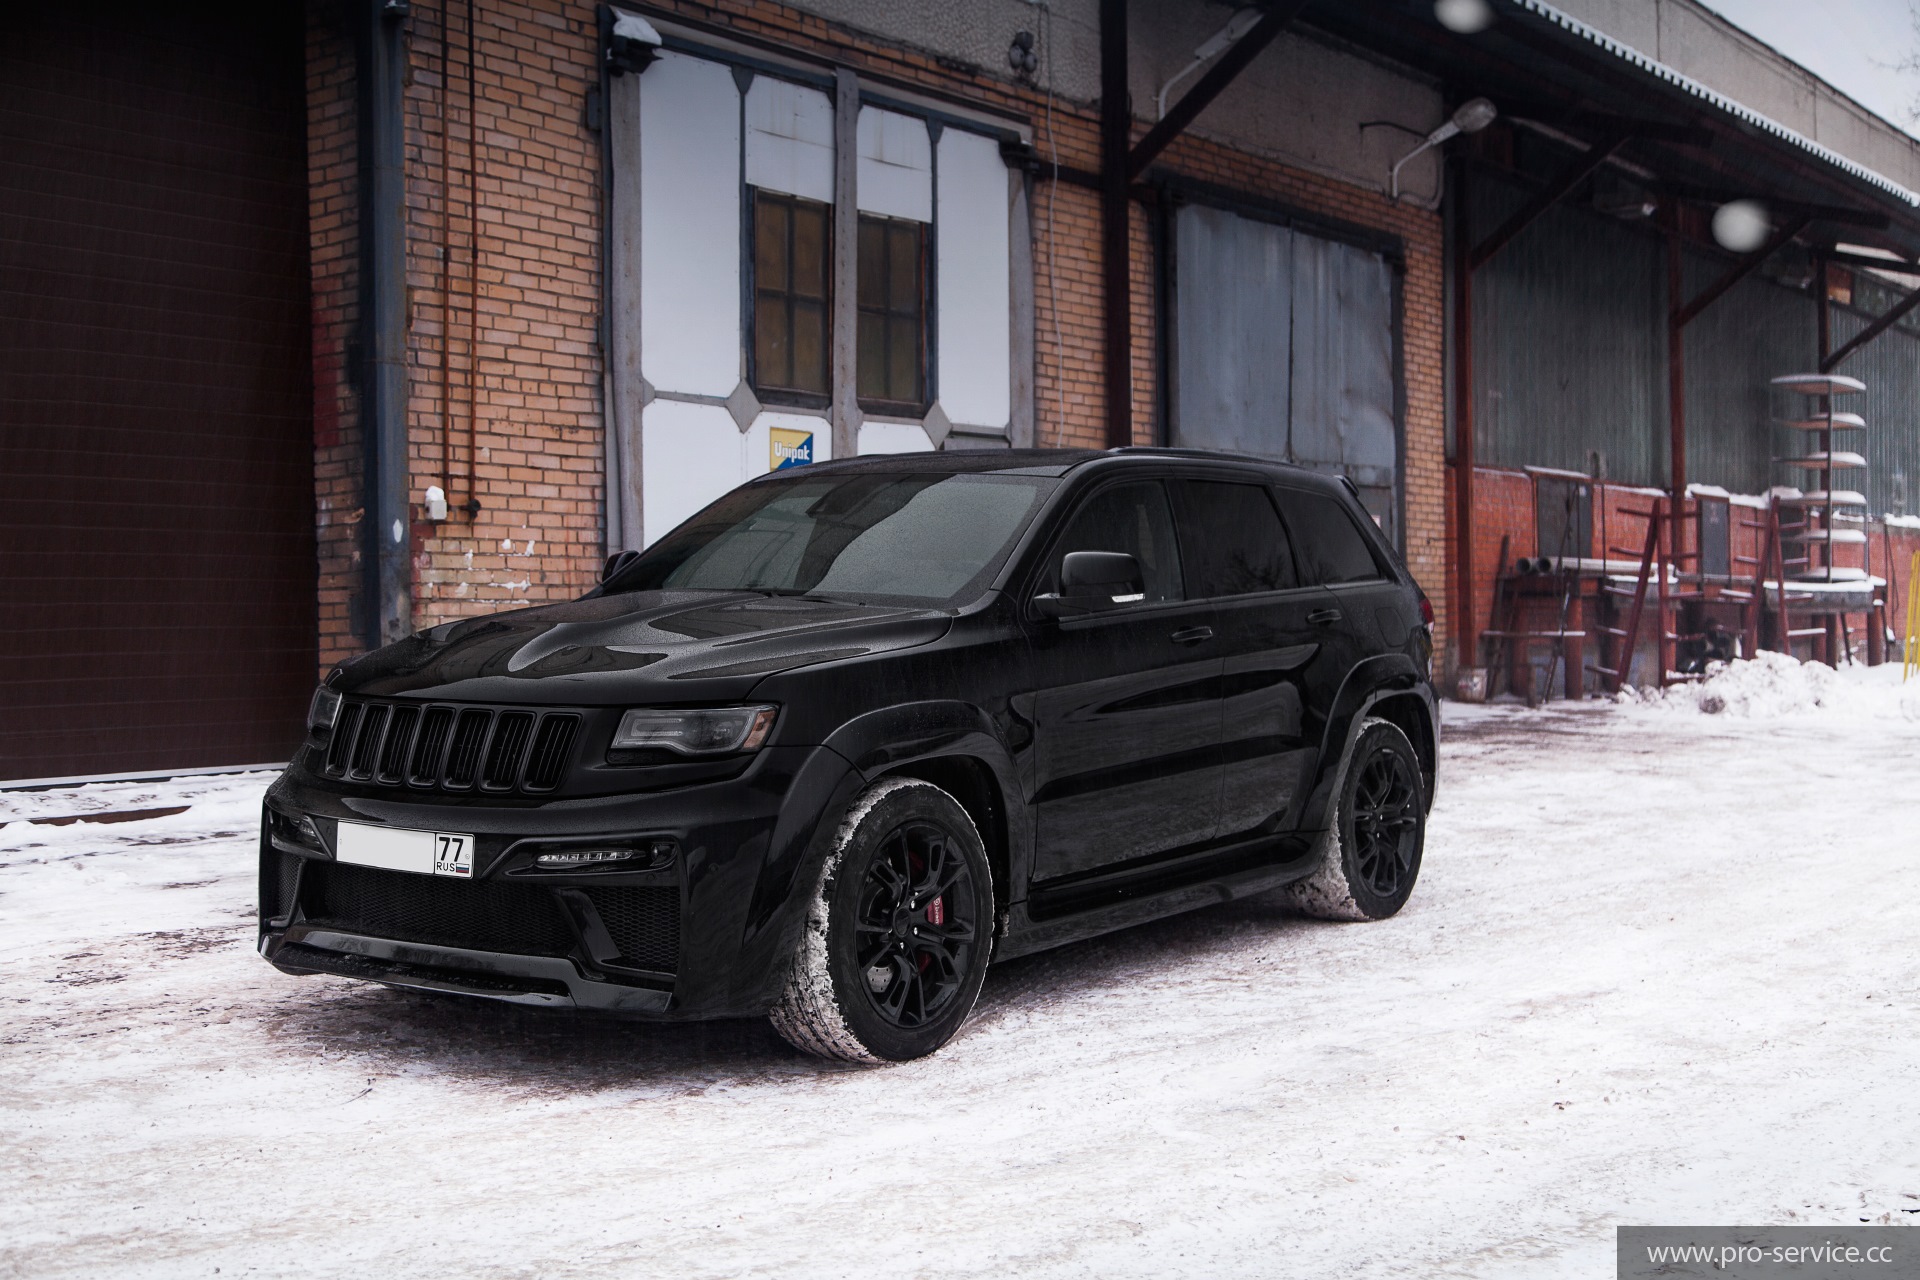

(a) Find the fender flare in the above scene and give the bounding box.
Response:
[1297,655,1437,834]
[736,701,1029,1008]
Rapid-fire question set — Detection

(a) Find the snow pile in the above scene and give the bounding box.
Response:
[1615,649,1920,719]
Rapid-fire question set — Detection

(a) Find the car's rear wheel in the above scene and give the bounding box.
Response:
[770,777,993,1062]
[1282,716,1425,921]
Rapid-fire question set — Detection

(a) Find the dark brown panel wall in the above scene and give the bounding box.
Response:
[0,1,317,780]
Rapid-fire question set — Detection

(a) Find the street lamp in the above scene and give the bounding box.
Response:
[1390,97,1498,200]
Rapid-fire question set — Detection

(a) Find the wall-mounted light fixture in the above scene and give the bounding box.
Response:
[1155,7,1264,120]
[1389,96,1497,200]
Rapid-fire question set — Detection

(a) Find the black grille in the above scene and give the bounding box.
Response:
[377,705,419,783]
[522,715,578,791]
[348,704,388,779]
[409,708,454,786]
[300,859,577,957]
[583,885,680,972]
[318,700,582,795]
[444,709,491,789]
[481,711,535,791]
[325,702,362,774]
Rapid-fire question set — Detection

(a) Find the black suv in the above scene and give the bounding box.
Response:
[260,449,1437,1061]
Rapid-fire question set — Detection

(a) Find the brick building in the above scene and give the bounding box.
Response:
[8,0,1920,781]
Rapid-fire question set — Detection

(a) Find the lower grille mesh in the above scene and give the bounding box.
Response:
[583,886,680,972]
[300,860,576,958]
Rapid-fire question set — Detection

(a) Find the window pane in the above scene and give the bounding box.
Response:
[857,311,885,399]
[756,293,790,388]
[1280,488,1383,585]
[793,203,827,302]
[888,314,919,402]
[858,220,885,309]
[887,222,920,313]
[1170,480,1296,597]
[792,299,826,394]
[752,190,831,401]
[1049,482,1183,604]
[755,195,788,291]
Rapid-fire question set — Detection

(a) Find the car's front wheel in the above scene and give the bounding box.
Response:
[770,777,993,1062]
[1282,716,1425,921]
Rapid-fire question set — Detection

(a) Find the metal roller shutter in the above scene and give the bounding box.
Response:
[0,0,316,782]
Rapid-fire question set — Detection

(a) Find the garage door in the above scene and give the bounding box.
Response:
[0,1,316,782]
[1170,202,1401,542]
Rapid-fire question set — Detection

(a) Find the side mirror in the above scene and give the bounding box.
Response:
[601,549,640,583]
[1033,550,1144,618]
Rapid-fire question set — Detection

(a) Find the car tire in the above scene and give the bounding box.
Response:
[769,777,994,1063]
[1282,716,1425,922]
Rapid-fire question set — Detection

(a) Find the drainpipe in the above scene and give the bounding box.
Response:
[358,0,412,648]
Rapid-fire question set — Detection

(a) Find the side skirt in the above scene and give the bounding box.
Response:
[997,834,1317,961]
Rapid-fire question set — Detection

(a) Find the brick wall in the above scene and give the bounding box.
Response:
[305,0,1449,663]
[306,6,359,672]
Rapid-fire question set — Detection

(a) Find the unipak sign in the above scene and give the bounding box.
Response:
[770,428,814,471]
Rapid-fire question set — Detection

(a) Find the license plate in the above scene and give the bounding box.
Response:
[335,821,475,878]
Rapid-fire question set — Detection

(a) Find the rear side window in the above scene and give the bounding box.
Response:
[1044,481,1184,604]
[1168,480,1297,597]
[1280,488,1384,584]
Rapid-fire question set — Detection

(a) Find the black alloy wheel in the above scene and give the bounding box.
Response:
[1349,749,1420,899]
[769,777,995,1062]
[853,820,979,1029]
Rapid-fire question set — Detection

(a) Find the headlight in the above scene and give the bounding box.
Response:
[611,705,776,756]
[308,686,343,731]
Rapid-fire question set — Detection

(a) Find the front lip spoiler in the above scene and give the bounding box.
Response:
[264,927,673,1014]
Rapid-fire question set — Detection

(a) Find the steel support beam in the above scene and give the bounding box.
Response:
[1126,1,1307,182]
[1822,281,1920,372]
[1100,0,1131,448]
[1672,215,1812,330]
[1468,136,1625,271]
[1666,228,1688,561]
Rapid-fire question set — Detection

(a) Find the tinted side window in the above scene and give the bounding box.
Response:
[1280,488,1384,584]
[1045,481,1183,604]
[1169,479,1297,597]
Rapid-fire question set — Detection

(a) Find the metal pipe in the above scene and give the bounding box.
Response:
[1451,154,1476,669]
[1100,0,1131,448]
[1666,224,1687,563]
[358,0,412,647]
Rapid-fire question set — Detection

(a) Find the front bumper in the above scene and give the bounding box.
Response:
[258,742,863,1020]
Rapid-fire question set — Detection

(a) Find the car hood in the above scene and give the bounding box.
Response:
[334,590,954,705]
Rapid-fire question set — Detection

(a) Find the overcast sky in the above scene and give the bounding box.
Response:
[1700,0,1920,138]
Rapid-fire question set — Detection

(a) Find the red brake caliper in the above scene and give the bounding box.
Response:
[926,896,944,926]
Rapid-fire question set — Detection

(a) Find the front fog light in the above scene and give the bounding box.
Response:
[611,705,776,756]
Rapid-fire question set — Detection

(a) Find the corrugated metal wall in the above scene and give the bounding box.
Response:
[1830,306,1920,517]
[1468,176,1665,486]
[1463,172,1916,504]
[1681,253,1816,498]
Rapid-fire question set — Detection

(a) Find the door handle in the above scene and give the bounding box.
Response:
[1306,608,1343,626]
[1170,625,1214,645]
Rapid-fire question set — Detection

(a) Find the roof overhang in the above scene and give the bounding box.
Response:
[1309,0,1920,262]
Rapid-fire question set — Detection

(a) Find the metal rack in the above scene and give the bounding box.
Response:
[1771,373,1870,585]
[1766,372,1875,663]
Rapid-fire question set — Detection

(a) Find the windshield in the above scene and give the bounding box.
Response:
[604,470,1058,606]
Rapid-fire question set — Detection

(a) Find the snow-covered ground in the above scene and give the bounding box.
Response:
[5,658,1920,1278]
